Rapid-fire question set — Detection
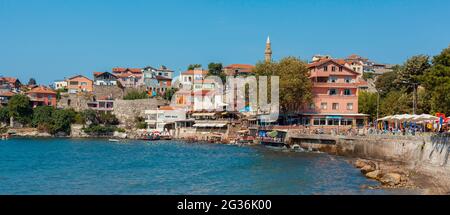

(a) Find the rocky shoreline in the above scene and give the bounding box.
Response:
[352,158,450,195]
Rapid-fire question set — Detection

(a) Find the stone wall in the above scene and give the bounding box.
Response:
[57,93,94,112]
[112,98,167,129]
[93,85,125,100]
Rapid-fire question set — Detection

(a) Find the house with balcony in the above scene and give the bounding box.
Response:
[87,96,114,112]
[0,91,15,106]
[144,106,186,132]
[26,86,57,108]
[179,69,208,87]
[67,75,93,94]
[0,77,21,93]
[112,67,144,88]
[301,58,368,127]
[93,72,118,86]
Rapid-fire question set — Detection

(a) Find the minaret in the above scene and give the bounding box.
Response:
[265,36,272,63]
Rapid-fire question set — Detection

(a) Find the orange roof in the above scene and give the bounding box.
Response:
[0,91,15,97]
[159,106,177,111]
[67,75,92,81]
[181,70,208,75]
[115,72,142,78]
[26,86,56,95]
[112,67,142,73]
[93,72,103,76]
[0,77,19,84]
[224,64,255,69]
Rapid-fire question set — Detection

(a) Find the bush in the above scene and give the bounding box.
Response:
[134,116,147,129]
[123,90,149,100]
[51,109,76,134]
[32,106,55,127]
[115,127,126,133]
[0,107,9,123]
[7,94,32,125]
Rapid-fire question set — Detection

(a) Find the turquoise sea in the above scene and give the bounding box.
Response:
[0,138,407,195]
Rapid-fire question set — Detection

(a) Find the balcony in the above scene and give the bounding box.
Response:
[313,82,358,88]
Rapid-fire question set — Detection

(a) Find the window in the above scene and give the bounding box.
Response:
[344,77,352,83]
[327,119,340,126]
[341,118,353,126]
[344,89,351,96]
[347,103,353,110]
[339,66,343,72]
[329,89,337,95]
[323,66,328,71]
[329,77,337,83]
[81,82,87,86]
[332,103,339,110]
[321,102,327,110]
[164,72,168,76]
[313,118,326,126]
[332,66,336,71]
[69,81,78,85]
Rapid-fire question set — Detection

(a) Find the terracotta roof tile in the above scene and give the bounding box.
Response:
[26,86,56,94]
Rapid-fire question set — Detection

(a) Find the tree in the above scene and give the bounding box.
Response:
[51,109,76,134]
[0,107,9,123]
[32,106,55,128]
[375,66,400,97]
[254,57,312,112]
[187,64,202,70]
[207,62,225,82]
[358,91,378,121]
[380,91,411,116]
[163,88,178,101]
[421,46,450,115]
[28,78,37,86]
[396,55,430,93]
[7,94,32,124]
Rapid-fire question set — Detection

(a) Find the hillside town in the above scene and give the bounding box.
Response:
[1,38,449,145]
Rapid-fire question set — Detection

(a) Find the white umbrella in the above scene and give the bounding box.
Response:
[412,114,439,122]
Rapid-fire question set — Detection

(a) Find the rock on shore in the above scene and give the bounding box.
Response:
[353,159,408,188]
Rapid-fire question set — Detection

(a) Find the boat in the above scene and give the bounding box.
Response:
[108,139,120,142]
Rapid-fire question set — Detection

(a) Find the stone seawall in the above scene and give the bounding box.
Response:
[112,98,167,128]
[288,132,450,193]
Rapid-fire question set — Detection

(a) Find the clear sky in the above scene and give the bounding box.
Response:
[1,0,449,84]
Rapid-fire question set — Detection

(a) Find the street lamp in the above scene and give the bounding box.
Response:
[401,81,418,115]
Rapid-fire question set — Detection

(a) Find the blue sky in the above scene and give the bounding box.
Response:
[1,0,449,84]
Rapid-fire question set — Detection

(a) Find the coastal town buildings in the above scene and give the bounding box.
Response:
[144,106,186,132]
[301,58,368,127]
[26,86,57,108]
[112,68,145,88]
[53,80,68,90]
[0,91,15,107]
[179,69,209,87]
[223,64,255,77]
[93,72,118,86]
[0,77,21,93]
[67,75,93,94]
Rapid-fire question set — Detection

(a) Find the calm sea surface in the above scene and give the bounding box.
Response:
[0,138,408,195]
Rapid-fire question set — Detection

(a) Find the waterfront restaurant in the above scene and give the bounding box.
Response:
[300,58,369,128]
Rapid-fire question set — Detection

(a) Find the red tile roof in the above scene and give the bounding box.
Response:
[224,64,255,69]
[181,70,209,75]
[112,68,142,73]
[159,106,177,111]
[0,91,15,97]
[0,77,19,84]
[26,86,56,95]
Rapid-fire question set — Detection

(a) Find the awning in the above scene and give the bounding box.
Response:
[192,113,216,117]
[193,123,227,128]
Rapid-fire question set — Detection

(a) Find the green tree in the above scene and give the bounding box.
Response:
[187,64,202,70]
[32,106,55,127]
[396,55,430,93]
[0,107,9,123]
[421,46,450,115]
[28,78,37,85]
[380,91,411,116]
[375,66,400,97]
[7,94,32,125]
[358,91,378,121]
[254,57,312,112]
[51,109,76,134]
[207,62,225,82]
[163,88,178,101]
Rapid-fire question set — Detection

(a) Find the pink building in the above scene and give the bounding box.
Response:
[301,59,368,127]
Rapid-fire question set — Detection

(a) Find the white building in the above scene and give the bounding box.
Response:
[53,80,68,90]
[144,106,187,132]
[179,68,208,87]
